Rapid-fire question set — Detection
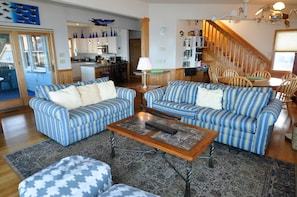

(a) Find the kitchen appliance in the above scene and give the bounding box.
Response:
[97,45,108,54]
[109,55,117,63]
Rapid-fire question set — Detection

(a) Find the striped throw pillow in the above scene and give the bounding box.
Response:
[162,84,187,103]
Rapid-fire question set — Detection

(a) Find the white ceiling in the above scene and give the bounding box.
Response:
[140,0,297,5]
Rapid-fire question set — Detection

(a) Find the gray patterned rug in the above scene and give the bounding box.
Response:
[3,130,296,197]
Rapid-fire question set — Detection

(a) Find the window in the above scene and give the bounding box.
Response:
[272,30,297,71]
[18,34,49,72]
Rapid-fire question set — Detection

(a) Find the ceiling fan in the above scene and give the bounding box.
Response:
[255,1,296,27]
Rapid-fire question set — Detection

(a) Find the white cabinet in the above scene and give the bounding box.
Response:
[182,36,205,67]
[73,37,118,54]
[73,38,88,53]
[107,37,117,54]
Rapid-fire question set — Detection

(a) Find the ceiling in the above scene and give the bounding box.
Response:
[140,0,297,5]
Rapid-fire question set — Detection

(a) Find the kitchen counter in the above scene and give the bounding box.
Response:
[80,61,128,84]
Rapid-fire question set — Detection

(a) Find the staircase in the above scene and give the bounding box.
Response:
[202,20,271,76]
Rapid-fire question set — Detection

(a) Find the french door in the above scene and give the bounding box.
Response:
[0,28,57,110]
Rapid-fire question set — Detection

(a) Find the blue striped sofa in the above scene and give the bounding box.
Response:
[29,77,136,146]
[144,80,282,155]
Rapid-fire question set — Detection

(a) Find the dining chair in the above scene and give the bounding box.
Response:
[222,69,239,78]
[250,70,271,79]
[208,66,223,84]
[275,78,297,109]
[281,72,297,81]
[228,76,253,87]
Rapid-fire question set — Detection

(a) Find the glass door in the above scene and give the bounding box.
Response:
[0,29,56,110]
[18,34,53,96]
[0,33,22,106]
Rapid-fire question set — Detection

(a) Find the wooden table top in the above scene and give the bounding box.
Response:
[107,111,218,161]
[130,85,162,93]
[218,77,283,89]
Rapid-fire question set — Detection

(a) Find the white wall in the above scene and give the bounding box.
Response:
[1,0,140,70]
[3,1,297,70]
[148,3,297,69]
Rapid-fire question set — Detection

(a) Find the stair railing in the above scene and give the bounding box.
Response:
[202,20,271,76]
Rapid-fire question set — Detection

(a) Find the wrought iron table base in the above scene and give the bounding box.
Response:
[110,132,215,197]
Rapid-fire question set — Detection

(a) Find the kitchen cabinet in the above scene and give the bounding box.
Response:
[106,37,117,54]
[73,37,117,54]
[81,62,127,84]
[73,38,88,53]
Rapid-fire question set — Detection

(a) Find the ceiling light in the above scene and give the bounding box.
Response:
[273,2,285,10]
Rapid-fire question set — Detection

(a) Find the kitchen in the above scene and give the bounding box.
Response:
[67,21,141,83]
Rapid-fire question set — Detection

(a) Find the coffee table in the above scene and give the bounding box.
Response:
[106,111,218,197]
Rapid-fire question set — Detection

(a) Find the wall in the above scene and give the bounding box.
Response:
[0,0,141,70]
[148,3,297,69]
[2,1,296,71]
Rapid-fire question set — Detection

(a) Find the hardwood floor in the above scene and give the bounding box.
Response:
[0,84,297,196]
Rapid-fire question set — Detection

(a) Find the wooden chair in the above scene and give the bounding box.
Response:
[281,72,297,81]
[275,78,297,109]
[208,66,223,84]
[250,70,271,79]
[228,76,253,87]
[222,69,239,78]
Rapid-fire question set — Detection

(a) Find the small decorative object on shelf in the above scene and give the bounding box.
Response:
[81,31,84,38]
[96,32,98,38]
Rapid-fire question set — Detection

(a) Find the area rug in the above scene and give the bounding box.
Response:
[3,130,296,197]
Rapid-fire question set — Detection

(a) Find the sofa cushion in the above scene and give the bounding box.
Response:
[196,108,257,133]
[196,87,223,110]
[77,83,102,106]
[69,98,130,127]
[97,80,117,101]
[234,90,270,118]
[77,77,109,86]
[152,100,202,119]
[48,85,83,110]
[35,84,68,100]
[162,84,187,103]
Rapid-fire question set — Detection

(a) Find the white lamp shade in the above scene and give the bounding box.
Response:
[137,57,153,70]
[273,2,285,10]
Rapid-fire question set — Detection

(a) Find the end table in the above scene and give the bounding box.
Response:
[130,85,161,106]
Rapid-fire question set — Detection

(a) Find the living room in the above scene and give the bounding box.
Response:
[1,0,297,196]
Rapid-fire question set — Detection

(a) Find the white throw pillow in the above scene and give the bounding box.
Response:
[196,87,223,110]
[77,83,102,106]
[96,80,117,101]
[48,85,82,110]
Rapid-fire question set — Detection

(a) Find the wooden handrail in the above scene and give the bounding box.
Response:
[202,20,272,75]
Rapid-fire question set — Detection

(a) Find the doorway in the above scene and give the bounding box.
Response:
[0,29,56,110]
[129,38,141,82]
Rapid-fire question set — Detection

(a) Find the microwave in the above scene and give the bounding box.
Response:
[97,45,108,54]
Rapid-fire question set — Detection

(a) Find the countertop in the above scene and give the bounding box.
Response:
[80,61,128,68]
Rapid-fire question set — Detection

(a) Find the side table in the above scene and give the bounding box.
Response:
[130,85,161,107]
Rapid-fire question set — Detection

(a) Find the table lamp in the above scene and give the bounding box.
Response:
[137,57,153,89]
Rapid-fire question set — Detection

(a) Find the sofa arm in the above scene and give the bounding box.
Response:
[116,87,136,100]
[144,87,167,107]
[29,97,70,122]
[116,87,136,115]
[257,99,282,126]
